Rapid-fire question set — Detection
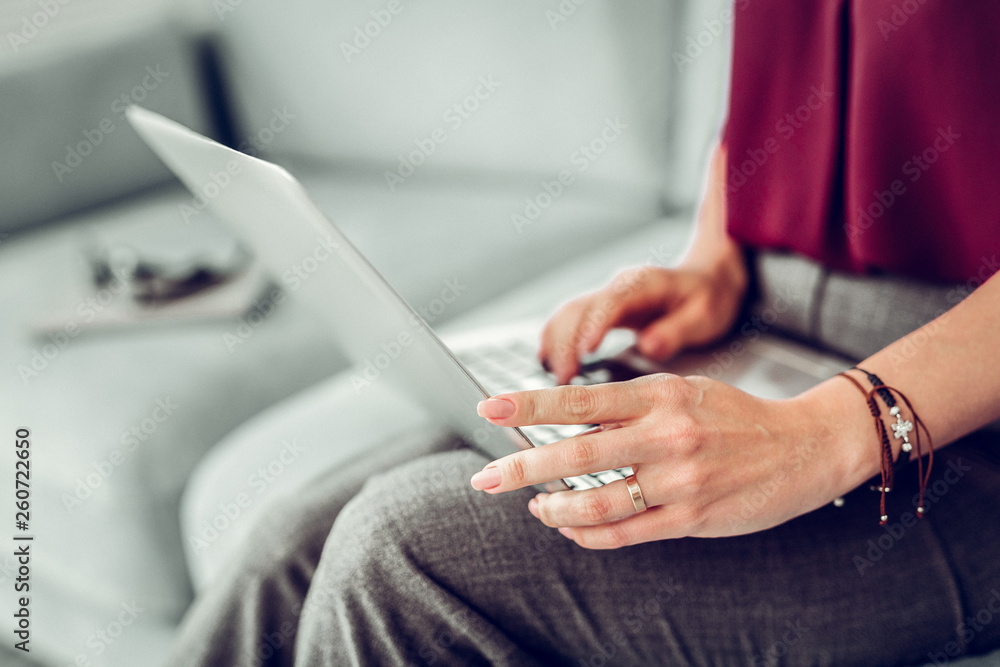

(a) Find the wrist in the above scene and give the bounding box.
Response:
[681,235,749,299]
[787,377,883,497]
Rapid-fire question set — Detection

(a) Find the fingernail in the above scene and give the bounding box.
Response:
[477,398,515,419]
[470,466,502,490]
[527,497,540,518]
[558,527,574,539]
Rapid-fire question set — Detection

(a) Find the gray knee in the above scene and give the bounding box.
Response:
[304,449,515,608]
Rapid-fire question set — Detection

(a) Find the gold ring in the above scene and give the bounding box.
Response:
[625,474,647,513]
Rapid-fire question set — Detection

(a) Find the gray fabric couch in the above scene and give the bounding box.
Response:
[0,2,728,665]
[3,2,986,665]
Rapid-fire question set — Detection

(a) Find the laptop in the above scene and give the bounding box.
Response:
[126,106,850,493]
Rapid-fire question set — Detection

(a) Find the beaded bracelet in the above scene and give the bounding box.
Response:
[835,370,934,525]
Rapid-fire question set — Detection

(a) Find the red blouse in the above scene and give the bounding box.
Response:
[724,0,1000,285]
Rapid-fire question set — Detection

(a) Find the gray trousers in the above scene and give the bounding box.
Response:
[167,253,1000,666]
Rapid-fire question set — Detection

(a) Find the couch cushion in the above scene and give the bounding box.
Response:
[0,185,347,665]
[208,0,732,207]
[0,161,675,664]
[0,2,215,234]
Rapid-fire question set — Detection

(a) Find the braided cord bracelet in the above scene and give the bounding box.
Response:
[835,370,935,524]
[856,367,913,469]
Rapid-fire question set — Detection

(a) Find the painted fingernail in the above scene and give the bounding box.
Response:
[558,527,574,539]
[470,466,502,490]
[527,497,540,518]
[477,398,515,419]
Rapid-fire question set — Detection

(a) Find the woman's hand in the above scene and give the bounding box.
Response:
[471,374,875,549]
[539,261,748,385]
[539,142,749,385]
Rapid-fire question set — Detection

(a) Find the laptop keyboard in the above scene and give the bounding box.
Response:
[456,339,634,490]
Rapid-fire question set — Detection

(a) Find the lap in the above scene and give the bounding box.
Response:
[299,434,1000,666]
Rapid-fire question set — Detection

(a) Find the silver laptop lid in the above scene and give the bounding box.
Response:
[127,106,532,465]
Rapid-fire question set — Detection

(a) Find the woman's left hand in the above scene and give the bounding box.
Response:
[471,373,874,549]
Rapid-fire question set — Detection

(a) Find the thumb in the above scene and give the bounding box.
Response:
[635,302,709,361]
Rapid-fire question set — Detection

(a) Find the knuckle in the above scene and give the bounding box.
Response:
[602,523,632,549]
[535,500,560,527]
[580,493,614,524]
[580,307,609,338]
[669,414,703,453]
[516,395,538,424]
[610,268,638,289]
[631,374,679,412]
[671,503,708,535]
[563,385,598,421]
[686,297,713,323]
[565,437,599,471]
[504,456,528,486]
[672,462,705,492]
[553,340,577,363]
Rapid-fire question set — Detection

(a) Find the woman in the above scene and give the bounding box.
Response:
[171,2,1000,665]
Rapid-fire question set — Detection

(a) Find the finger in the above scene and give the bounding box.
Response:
[573,293,626,356]
[635,298,713,361]
[557,506,685,549]
[533,481,644,527]
[540,268,676,383]
[471,426,635,493]
[575,269,675,354]
[477,380,652,427]
[539,298,590,384]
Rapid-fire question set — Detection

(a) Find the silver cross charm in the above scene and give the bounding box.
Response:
[889,406,913,452]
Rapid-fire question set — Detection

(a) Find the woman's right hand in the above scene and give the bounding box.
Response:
[538,255,749,384]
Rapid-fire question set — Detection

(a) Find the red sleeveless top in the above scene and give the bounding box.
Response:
[724,0,1000,284]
